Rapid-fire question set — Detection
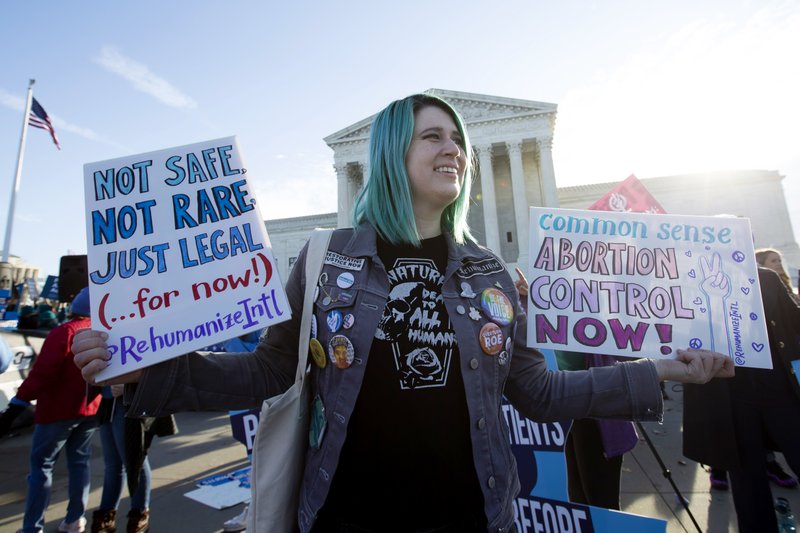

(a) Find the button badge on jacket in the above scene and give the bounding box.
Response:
[328,335,354,369]
[310,338,327,369]
[480,288,514,326]
[479,323,504,356]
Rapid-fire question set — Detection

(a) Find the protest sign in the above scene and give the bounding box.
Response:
[587,174,666,214]
[84,137,289,380]
[40,275,59,301]
[506,349,666,533]
[526,207,771,368]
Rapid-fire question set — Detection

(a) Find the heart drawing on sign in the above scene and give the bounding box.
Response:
[752,342,764,352]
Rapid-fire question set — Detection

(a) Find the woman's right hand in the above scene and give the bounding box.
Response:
[72,329,142,385]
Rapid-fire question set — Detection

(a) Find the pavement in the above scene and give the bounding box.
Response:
[0,329,798,532]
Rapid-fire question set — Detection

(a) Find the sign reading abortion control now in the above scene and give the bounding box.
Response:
[526,207,771,369]
[84,137,289,380]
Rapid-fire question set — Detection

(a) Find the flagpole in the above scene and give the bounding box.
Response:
[2,79,35,263]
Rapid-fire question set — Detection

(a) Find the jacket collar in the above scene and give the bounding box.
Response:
[343,222,490,265]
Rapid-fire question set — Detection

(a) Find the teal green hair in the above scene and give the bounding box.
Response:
[351,94,474,246]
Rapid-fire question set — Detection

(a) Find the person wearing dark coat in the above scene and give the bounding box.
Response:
[683,267,800,533]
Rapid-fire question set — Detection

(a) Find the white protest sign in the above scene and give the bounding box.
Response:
[526,207,771,368]
[84,137,289,380]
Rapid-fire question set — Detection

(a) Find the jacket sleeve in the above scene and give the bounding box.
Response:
[127,241,310,417]
[759,267,800,400]
[504,305,663,423]
[16,325,71,402]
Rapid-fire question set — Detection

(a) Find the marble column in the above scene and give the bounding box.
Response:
[475,144,501,253]
[359,158,370,184]
[506,140,529,264]
[536,136,559,207]
[334,163,351,228]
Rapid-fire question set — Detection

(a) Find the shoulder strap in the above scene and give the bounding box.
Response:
[295,228,333,383]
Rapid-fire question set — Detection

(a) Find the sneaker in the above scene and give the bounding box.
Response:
[709,468,729,490]
[223,504,249,532]
[58,516,87,533]
[767,460,799,488]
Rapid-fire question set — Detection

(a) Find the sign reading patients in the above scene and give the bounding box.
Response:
[506,350,666,533]
[526,207,770,368]
[84,137,289,380]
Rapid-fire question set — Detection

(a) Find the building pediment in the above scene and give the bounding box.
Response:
[324,89,557,148]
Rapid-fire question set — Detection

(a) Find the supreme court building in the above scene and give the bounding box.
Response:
[265,89,800,283]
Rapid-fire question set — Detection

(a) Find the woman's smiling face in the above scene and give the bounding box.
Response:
[405,105,467,217]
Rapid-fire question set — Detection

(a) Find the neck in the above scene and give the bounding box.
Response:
[414,211,443,240]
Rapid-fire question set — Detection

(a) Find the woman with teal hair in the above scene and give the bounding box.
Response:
[72,93,733,532]
[352,93,473,247]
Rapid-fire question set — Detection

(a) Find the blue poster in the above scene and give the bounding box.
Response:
[506,348,666,533]
[229,408,260,454]
[40,275,59,300]
[25,278,39,300]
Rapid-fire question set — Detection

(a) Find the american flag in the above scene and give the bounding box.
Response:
[28,97,61,150]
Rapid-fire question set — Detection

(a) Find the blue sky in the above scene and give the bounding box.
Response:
[1,0,799,277]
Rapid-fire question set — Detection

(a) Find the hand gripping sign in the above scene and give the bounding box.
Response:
[84,137,290,380]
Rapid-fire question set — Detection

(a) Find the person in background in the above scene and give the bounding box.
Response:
[73,93,733,533]
[757,248,800,304]
[705,249,800,492]
[515,268,637,509]
[17,305,39,330]
[683,266,800,532]
[3,287,100,533]
[90,384,151,533]
[37,302,59,330]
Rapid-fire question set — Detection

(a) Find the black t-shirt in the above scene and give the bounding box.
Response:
[317,234,485,531]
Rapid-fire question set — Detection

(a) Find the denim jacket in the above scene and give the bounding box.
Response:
[129,223,662,532]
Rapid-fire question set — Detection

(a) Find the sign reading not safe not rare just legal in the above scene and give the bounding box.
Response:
[84,136,289,380]
[525,207,771,368]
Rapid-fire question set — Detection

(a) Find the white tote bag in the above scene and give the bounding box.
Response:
[248,229,332,533]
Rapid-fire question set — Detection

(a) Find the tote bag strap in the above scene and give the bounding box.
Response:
[295,228,333,384]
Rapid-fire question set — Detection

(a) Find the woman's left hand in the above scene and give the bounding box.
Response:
[654,349,735,383]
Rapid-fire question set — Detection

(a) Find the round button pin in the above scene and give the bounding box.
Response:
[498,350,509,366]
[310,338,326,368]
[479,323,504,356]
[456,305,466,315]
[480,288,514,326]
[328,335,355,369]
[343,313,355,329]
[327,310,343,333]
[337,272,355,289]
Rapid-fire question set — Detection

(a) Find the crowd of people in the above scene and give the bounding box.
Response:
[0,287,176,533]
[0,92,796,532]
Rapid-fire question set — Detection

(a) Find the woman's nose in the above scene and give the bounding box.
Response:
[442,137,461,156]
